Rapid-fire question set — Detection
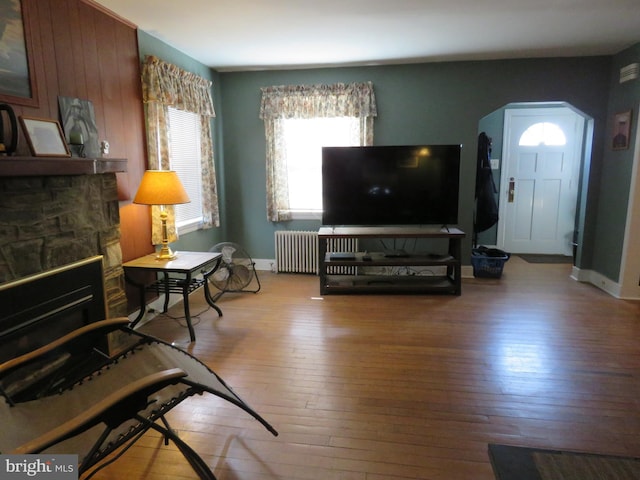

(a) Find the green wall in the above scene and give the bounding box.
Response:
[476,108,504,247]
[136,29,639,281]
[593,43,640,280]
[218,57,612,263]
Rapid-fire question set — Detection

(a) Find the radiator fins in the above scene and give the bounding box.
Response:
[274,231,358,274]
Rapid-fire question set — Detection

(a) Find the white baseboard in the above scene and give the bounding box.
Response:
[254,258,277,272]
[461,265,475,278]
[128,295,182,329]
[570,266,640,300]
[129,260,638,302]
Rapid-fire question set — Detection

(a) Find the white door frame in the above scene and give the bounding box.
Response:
[497,105,584,255]
[618,101,640,299]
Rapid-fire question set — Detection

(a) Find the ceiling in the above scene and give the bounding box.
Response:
[92,0,640,72]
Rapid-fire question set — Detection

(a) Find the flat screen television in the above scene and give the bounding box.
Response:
[322,144,461,226]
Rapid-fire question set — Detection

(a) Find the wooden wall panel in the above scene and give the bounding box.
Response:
[79,2,106,138]
[30,0,56,117]
[114,21,148,198]
[51,2,77,96]
[4,0,152,262]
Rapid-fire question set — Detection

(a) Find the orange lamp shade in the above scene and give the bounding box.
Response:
[133,170,190,206]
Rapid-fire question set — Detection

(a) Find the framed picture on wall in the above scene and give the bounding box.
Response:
[0,0,39,107]
[58,96,100,158]
[612,110,632,150]
[19,116,71,157]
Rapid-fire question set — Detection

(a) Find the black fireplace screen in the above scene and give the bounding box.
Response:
[0,256,108,363]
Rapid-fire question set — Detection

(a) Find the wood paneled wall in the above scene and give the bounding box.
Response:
[4,0,152,262]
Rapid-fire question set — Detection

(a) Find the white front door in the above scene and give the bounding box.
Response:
[498,107,584,255]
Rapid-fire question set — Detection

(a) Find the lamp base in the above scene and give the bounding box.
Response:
[157,211,177,260]
[156,245,177,260]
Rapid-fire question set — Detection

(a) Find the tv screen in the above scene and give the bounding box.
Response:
[322,144,461,226]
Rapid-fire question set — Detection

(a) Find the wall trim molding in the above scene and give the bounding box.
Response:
[571,266,639,300]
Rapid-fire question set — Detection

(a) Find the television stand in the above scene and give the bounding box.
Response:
[384,249,409,258]
[318,226,465,295]
[329,252,356,261]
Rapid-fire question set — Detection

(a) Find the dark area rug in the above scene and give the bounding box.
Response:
[488,444,640,480]
[517,254,573,264]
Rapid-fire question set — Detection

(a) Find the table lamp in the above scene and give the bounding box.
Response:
[133,170,190,260]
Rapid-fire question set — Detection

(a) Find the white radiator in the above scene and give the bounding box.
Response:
[274,231,358,274]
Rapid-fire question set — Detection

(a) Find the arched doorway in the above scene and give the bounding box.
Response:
[477,102,593,260]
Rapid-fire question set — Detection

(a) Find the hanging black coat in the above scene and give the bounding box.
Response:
[474,132,499,234]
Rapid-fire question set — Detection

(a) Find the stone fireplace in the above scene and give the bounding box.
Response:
[0,169,127,318]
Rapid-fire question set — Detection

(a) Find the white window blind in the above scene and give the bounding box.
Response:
[168,107,203,233]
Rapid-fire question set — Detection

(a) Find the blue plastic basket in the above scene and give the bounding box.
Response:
[471,251,510,278]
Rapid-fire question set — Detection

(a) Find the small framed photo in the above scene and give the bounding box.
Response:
[612,110,632,150]
[19,116,71,157]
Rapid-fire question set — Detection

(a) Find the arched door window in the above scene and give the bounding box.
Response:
[519,122,567,146]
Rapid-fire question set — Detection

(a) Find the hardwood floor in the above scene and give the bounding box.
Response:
[91,257,640,479]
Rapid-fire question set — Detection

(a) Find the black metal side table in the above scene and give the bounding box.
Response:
[123,251,223,342]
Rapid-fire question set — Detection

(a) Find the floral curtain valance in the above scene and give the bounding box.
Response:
[142,55,216,117]
[259,82,377,119]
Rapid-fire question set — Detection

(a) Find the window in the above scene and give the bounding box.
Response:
[141,55,219,247]
[282,116,360,218]
[519,122,567,146]
[260,82,377,222]
[168,107,203,234]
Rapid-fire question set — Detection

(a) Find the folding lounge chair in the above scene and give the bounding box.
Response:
[0,318,278,479]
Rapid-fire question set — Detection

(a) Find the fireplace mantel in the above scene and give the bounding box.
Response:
[0,157,127,176]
